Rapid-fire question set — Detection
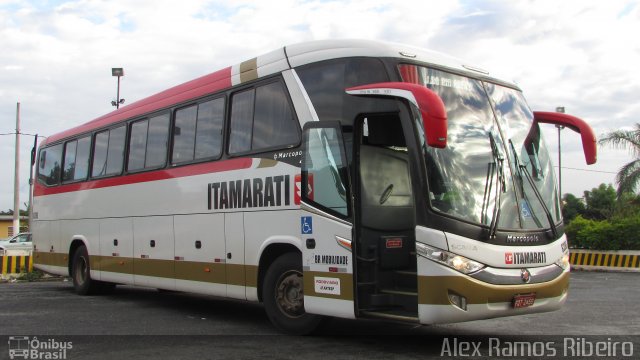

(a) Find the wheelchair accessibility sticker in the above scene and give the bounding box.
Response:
[301,216,313,234]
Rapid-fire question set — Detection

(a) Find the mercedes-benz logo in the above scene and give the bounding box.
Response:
[520,268,531,283]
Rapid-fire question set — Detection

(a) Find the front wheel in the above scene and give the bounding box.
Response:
[263,252,324,335]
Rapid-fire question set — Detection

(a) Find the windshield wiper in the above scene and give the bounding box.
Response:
[509,140,558,238]
[487,134,506,239]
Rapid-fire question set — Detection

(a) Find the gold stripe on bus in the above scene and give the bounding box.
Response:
[91,254,259,286]
[239,58,258,83]
[35,251,67,267]
[131,258,173,278]
[175,261,226,283]
[417,272,569,306]
[245,265,258,287]
[303,271,354,301]
[95,255,134,274]
[226,263,245,286]
[257,158,278,168]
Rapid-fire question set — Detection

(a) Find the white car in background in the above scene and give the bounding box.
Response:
[0,233,33,252]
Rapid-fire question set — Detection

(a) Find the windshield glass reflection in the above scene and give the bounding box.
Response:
[400,64,559,231]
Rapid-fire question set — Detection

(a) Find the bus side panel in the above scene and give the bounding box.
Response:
[244,210,301,300]
[174,213,226,296]
[59,219,100,279]
[225,212,247,300]
[99,217,134,285]
[133,216,175,290]
[33,220,65,276]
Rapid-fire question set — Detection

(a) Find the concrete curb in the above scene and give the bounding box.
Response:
[570,249,640,272]
[1,251,34,275]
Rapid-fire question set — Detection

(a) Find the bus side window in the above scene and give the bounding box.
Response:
[129,113,170,171]
[228,81,299,155]
[91,125,126,178]
[62,136,90,182]
[37,143,63,186]
[173,99,223,164]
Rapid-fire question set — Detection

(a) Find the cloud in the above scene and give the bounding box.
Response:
[0,0,638,211]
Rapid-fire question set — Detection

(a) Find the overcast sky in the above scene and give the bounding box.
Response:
[1,0,638,212]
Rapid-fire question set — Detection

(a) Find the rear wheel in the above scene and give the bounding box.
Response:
[263,252,324,335]
[71,245,103,295]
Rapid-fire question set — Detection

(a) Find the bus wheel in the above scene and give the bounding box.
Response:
[263,252,323,335]
[71,245,99,295]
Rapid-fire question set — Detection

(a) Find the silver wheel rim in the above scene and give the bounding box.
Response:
[275,270,304,318]
[75,256,87,286]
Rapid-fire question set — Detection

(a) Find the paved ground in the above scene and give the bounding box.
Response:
[0,271,638,359]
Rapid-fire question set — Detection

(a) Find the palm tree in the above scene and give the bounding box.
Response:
[599,123,640,198]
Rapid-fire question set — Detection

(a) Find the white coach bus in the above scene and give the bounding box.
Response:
[33,40,597,334]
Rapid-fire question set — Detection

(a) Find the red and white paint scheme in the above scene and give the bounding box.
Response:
[33,40,596,334]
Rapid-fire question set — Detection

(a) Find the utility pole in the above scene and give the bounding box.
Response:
[13,102,20,235]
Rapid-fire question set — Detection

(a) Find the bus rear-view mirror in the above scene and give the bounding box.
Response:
[346,82,448,148]
[533,111,597,165]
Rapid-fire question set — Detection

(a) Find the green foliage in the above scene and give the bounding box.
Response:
[17,269,45,282]
[598,123,640,198]
[583,183,617,220]
[565,214,640,250]
[562,193,586,222]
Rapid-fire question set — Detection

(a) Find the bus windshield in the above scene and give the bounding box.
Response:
[400,65,560,231]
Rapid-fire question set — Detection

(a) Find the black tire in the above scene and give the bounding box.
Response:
[263,252,324,335]
[71,245,101,295]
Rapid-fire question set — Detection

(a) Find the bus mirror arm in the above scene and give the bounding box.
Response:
[533,111,597,165]
[346,82,448,148]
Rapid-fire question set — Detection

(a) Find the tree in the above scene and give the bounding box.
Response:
[599,123,640,198]
[562,193,586,222]
[583,184,617,220]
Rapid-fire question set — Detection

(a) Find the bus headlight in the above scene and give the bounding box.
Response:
[555,254,570,270]
[416,242,485,274]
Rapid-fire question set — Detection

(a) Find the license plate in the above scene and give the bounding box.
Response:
[512,293,536,309]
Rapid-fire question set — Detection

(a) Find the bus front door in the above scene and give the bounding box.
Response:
[300,121,355,319]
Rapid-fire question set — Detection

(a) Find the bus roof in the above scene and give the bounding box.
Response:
[43,39,515,146]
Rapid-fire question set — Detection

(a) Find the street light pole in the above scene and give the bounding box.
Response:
[111,68,125,109]
[555,106,565,201]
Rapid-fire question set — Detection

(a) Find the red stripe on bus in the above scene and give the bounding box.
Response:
[45,67,233,144]
[34,158,253,196]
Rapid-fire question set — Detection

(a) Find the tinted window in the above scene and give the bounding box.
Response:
[172,99,224,164]
[38,144,63,186]
[145,113,170,167]
[297,58,389,124]
[173,105,198,163]
[92,131,109,177]
[228,82,299,155]
[129,114,170,171]
[194,98,224,159]
[228,89,255,154]
[62,140,77,182]
[253,82,298,149]
[92,126,126,177]
[128,120,148,171]
[74,137,91,180]
[106,126,126,175]
[62,136,91,182]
